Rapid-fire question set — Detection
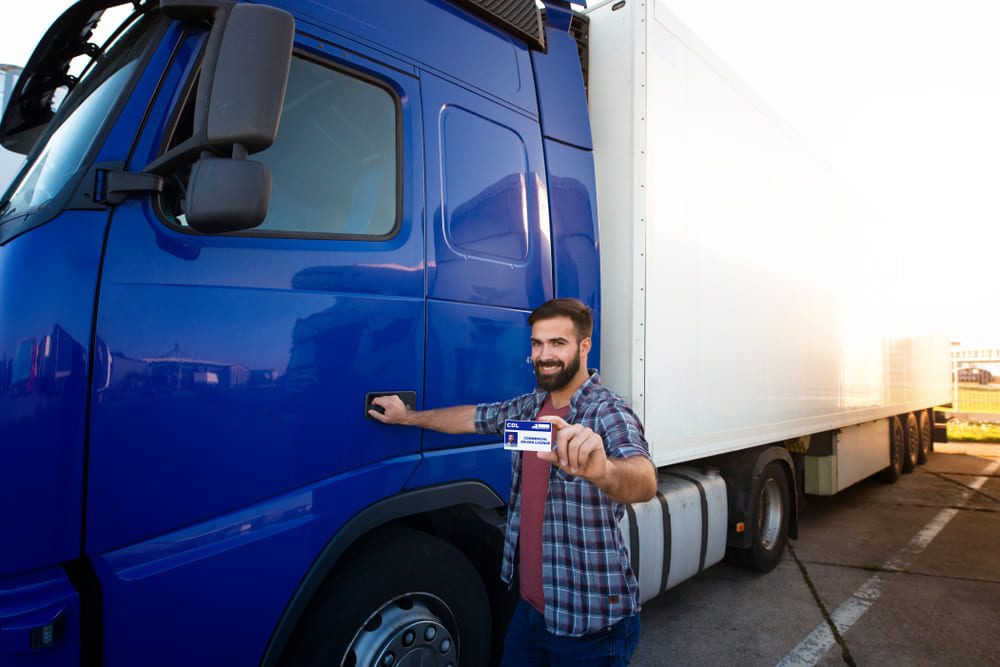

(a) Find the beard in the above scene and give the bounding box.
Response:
[534,347,582,392]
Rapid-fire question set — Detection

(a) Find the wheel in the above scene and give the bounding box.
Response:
[742,462,790,573]
[282,528,491,667]
[917,410,932,464]
[880,416,904,483]
[902,413,920,473]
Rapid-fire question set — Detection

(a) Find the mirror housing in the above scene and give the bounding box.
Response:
[147,2,295,174]
[147,0,294,234]
[185,156,271,233]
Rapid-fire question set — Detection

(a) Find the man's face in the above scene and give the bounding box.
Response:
[530,316,589,392]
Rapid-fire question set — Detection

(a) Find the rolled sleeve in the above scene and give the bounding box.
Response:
[599,403,651,461]
[474,402,505,435]
[475,392,543,435]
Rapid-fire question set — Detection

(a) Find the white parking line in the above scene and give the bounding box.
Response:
[776,458,1000,667]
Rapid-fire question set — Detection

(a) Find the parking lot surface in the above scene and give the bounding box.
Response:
[631,443,1000,666]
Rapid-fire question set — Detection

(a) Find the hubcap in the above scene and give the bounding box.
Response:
[345,594,457,667]
[758,478,783,551]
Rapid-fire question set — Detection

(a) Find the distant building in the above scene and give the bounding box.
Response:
[951,344,1000,384]
[0,64,25,192]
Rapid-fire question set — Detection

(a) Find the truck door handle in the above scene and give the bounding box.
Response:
[366,391,417,419]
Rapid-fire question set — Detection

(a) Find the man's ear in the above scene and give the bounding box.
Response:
[580,336,592,357]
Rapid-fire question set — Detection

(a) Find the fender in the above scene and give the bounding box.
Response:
[749,446,799,541]
[705,445,799,549]
[260,480,504,666]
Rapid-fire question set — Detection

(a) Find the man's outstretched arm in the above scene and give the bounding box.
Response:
[537,416,657,504]
[369,394,477,434]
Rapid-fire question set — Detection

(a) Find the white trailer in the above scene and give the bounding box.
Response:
[585,0,951,583]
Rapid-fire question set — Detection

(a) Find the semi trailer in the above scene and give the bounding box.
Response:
[0,0,949,664]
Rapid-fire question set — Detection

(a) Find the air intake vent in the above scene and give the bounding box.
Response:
[568,11,590,97]
[451,0,546,51]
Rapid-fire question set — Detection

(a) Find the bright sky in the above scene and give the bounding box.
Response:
[664,0,1000,348]
[2,1,998,346]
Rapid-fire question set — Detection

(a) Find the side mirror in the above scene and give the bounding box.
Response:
[185,156,271,233]
[149,2,294,173]
[147,1,294,233]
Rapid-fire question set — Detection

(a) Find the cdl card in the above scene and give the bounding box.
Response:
[503,420,553,452]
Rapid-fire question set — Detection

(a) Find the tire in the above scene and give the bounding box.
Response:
[282,528,491,667]
[902,413,920,473]
[743,462,791,573]
[880,416,904,483]
[917,410,932,465]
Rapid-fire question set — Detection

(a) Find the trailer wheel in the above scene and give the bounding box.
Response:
[282,528,491,667]
[744,462,790,573]
[902,413,920,473]
[880,416,904,483]
[917,411,933,464]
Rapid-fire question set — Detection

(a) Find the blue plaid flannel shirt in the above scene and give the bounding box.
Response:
[475,371,651,637]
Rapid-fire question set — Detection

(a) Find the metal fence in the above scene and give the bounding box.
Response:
[951,346,1000,416]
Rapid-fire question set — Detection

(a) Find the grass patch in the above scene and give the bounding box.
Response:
[939,385,1000,414]
[947,420,1000,443]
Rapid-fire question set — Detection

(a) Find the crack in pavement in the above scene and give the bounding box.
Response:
[924,470,1000,479]
[795,558,1000,586]
[784,542,856,667]
[919,468,1000,504]
[776,458,1000,666]
[867,502,1000,514]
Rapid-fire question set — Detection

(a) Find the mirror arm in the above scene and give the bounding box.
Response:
[145,133,214,175]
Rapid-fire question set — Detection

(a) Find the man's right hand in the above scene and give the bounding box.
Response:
[367,400,477,434]
[369,394,412,424]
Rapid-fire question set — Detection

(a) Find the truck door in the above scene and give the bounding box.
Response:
[417,72,553,458]
[86,33,425,554]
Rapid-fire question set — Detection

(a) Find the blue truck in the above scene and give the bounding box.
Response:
[0,0,950,665]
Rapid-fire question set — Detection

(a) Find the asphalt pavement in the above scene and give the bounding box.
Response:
[631,442,1000,666]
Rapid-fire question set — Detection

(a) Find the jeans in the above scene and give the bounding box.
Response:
[500,599,641,666]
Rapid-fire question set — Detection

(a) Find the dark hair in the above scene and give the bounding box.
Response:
[529,298,593,342]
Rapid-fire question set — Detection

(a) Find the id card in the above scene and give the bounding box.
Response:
[503,420,553,452]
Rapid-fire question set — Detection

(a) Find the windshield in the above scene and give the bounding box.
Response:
[1,7,154,218]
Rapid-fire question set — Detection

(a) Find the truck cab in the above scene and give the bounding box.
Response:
[0,0,951,664]
[0,1,594,664]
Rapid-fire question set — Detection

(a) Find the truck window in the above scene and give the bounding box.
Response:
[161,55,399,239]
[440,107,531,262]
[0,9,154,219]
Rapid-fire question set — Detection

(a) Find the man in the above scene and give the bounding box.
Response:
[369,298,657,666]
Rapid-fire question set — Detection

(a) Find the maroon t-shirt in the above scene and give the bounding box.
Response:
[519,396,570,614]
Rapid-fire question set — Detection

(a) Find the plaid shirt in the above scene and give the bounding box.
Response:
[475,371,651,637]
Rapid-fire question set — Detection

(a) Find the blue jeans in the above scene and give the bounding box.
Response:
[500,599,641,666]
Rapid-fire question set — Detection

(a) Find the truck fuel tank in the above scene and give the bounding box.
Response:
[620,466,728,603]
